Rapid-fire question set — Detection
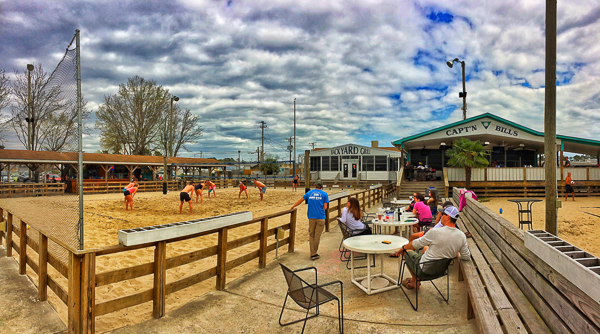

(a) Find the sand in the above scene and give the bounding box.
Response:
[35,187,354,332]
[481,197,600,257]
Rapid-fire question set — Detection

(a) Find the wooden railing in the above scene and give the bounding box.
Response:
[446,167,600,182]
[323,183,397,231]
[0,183,65,198]
[81,181,178,194]
[0,206,297,334]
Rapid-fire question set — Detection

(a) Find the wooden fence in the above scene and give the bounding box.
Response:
[0,183,65,198]
[0,206,297,333]
[81,181,178,194]
[453,187,600,333]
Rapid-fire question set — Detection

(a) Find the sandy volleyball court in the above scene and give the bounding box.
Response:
[45,186,354,332]
[481,197,600,257]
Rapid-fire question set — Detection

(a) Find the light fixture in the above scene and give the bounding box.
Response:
[27,64,34,71]
[446,58,458,68]
[484,142,490,146]
[440,142,446,146]
[519,143,525,147]
[172,96,179,102]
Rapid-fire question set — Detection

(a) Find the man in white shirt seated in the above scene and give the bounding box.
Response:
[397,206,470,290]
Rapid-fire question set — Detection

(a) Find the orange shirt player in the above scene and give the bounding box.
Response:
[238,181,249,199]
[565,172,575,201]
[123,181,137,203]
[253,178,266,201]
[179,182,195,215]
[205,180,217,198]
[124,185,139,211]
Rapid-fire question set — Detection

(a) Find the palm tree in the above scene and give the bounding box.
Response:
[445,138,490,189]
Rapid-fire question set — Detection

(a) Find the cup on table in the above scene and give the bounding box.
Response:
[393,198,396,201]
[378,214,382,220]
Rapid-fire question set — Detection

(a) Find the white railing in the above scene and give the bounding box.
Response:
[446,167,600,182]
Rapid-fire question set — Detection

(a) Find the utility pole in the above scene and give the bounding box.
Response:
[258,121,267,162]
[544,0,558,235]
[309,142,317,150]
[250,147,260,168]
[286,137,293,162]
[293,98,296,178]
[238,150,241,182]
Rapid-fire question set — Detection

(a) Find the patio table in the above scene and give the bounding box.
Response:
[343,235,409,295]
[508,198,542,230]
[371,218,419,238]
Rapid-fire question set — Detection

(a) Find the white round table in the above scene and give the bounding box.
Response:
[371,218,419,238]
[391,199,412,206]
[343,235,409,295]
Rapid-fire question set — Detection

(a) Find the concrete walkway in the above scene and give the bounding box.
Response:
[111,207,477,334]
[0,248,66,334]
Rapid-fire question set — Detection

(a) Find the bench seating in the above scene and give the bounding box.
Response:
[455,204,551,334]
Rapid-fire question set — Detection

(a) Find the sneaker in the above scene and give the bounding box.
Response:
[311,254,320,260]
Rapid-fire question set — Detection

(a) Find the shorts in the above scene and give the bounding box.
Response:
[180,192,191,202]
[417,218,432,227]
[261,186,266,194]
[208,185,216,192]
[240,187,247,191]
[293,180,298,184]
[565,185,574,193]
[124,190,131,196]
[405,251,425,277]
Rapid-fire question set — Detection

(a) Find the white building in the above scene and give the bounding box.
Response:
[308,141,403,182]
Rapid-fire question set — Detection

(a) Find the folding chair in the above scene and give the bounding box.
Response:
[279,264,343,333]
[398,256,453,311]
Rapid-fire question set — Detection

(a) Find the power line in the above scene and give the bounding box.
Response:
[309,142,317,150]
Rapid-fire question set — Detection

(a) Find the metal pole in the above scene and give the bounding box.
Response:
[304,150,311,201]
[76,29,84,250]
[170,98,174,179]
[544,0,558,235]
[238,150,241,182]
[461,61,467,120]
[293,98,296,178]
[27,66,32,150]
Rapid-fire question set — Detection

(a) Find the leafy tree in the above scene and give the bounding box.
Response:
[220,157,236,163]
[96,76,170,155]
[260,155,280,175]
[445,138,489,189]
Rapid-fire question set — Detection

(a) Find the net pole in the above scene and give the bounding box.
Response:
[76,29,84,250]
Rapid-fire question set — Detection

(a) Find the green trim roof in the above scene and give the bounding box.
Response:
[391,113,600,148]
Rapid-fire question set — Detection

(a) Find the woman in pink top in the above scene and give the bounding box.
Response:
[412,193,432,233]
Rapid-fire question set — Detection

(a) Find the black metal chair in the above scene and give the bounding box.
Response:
[361,210,375,225]
[337,220,374,270]
[397,256,453,311]
[382,199,392,208]
[279,263,344,333]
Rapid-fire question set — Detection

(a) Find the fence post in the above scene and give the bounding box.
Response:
[337,198,342,217]
[0,208,3,245]
[6,213,12,257]
[259,218,269,268]
[68,253,82,334]
[325,203,330,232]
[81,253,96,333]
[153,241,166,319]
[288,210,297,252]
[39,234,48,301]
[216,228,228,290]
[19,220,26,275]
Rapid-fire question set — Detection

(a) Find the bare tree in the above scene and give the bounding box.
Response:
[96,76,170,155]
[157,105,204,157]
[0,70,10,141]
[9,64,88,152]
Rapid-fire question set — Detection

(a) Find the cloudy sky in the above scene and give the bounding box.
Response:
[0,0,598,160]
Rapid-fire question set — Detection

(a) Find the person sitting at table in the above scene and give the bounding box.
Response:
[339,197,371,236]
[397,206,471,289]
[427,190,437,217]
[411,193,432,233]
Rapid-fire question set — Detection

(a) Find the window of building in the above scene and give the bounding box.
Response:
[375,156,387,171]
[310,157,321,171]
[389,157,399,171]
[322,156,330,171]
[330,156,339,171]
[362,156,374,171]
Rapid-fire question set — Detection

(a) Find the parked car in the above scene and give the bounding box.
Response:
[45,173,61,182]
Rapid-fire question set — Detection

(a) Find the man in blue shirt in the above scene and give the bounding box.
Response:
[290,179,329,260]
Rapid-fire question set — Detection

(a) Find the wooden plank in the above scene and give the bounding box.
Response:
[166,246,218,270]
[49,252,69,279]
[95,289,154,317]
[6,213,12,257]
[216,228,228,290]
[225,249,259,271]
[258,218,268,268]
[228,233,260,251]
[95,262,154,287]
[39,234,48,301]
[48,275,68,305]
[288,209,296,253]
[460,258,503,334]
[460,215,551,334]
[153,241,166,319]
[465,202,600,330]
[81,253,96,334]
[464,205,579,334]
[165,267,217,295]
[19,221,26,275]
[68,253,82,334]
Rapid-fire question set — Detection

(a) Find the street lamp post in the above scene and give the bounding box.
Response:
[163,95,179,194]
[446,58,467,120]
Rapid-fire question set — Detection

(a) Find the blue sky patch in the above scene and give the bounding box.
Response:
[389,94,401,100]
[431,105,456,120]
[428,11,454,24]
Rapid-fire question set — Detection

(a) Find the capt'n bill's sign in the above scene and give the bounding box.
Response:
[445,123,519,137]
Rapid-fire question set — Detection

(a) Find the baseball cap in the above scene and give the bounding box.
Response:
[315,179,323,187]
[443,206,460,219]
[438,201,453,213]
